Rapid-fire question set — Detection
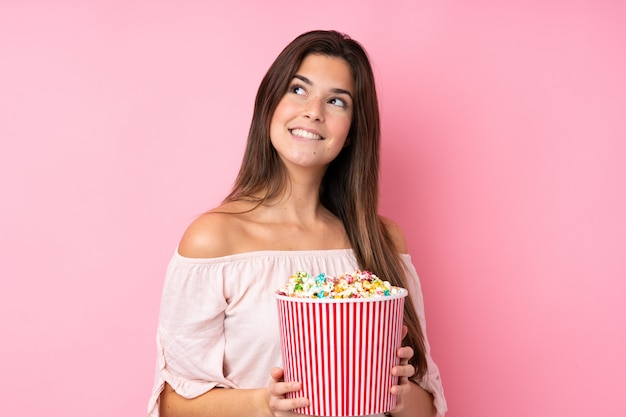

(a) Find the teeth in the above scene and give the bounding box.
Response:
[291,128,322,140]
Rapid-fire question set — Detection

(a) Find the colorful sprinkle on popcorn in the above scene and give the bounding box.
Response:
[277,270,402,299]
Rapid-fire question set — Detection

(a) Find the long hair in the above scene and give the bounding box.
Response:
[225,30,428,381]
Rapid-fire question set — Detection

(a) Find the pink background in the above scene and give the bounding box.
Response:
[1,1,624,416]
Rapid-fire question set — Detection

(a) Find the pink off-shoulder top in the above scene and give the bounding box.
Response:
[148,249,447,416]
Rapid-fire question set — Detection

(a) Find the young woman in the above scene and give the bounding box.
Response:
[148,30,446,417]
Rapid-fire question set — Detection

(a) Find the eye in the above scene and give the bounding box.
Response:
[328,97,347,108]
[289,84,306,95]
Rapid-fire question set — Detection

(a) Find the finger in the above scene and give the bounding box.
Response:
[401,324,408,339]
[269,396,310,412]
[392,363,416,378]
[268,380,302,396]
[267,380,310,413]
[396,345,414,360]
[390,381,411,396]
[270,367,285,381]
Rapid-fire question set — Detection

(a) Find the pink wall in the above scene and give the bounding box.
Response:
[1,1,624,416]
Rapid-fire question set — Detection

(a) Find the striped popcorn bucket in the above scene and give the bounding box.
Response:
[275,289,407,416]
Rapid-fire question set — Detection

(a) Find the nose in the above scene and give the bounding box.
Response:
[303,97,324,122]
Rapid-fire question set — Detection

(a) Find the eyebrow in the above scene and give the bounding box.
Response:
[293,74,354,100]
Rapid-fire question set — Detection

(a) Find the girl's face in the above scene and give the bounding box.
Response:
[270,54,354,173]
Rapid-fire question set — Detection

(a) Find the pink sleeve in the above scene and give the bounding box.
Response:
[147,255,237,417]
[401,255,448,417]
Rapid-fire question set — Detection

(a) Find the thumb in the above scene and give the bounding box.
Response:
[270,367,285,381]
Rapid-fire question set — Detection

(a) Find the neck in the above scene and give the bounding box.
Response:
[270,184,322,223]
[263,165,329,225]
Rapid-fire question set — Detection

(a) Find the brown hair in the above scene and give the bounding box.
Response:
[225,30,428,381]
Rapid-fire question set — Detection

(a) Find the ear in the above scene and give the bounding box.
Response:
[343,136,351,147]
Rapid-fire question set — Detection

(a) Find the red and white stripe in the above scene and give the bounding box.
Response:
[276,291,406,416]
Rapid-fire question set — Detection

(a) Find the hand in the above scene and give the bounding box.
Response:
[266,367,311,417]
[389,325,417,413]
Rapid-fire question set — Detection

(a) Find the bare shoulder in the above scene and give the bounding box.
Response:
[178,202,248,258]
[379,215,409,254]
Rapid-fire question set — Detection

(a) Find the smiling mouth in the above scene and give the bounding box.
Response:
[289,128,324,140]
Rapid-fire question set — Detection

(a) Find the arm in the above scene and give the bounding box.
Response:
[160,369,310,417]
[157,213,311,417]
[381,216,446,416]
[387,331,437,417]
[160,384,269,417]
[159,330,435,417]
[391,381,436,417]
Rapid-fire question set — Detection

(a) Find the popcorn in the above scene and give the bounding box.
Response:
[277,270,401,299]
